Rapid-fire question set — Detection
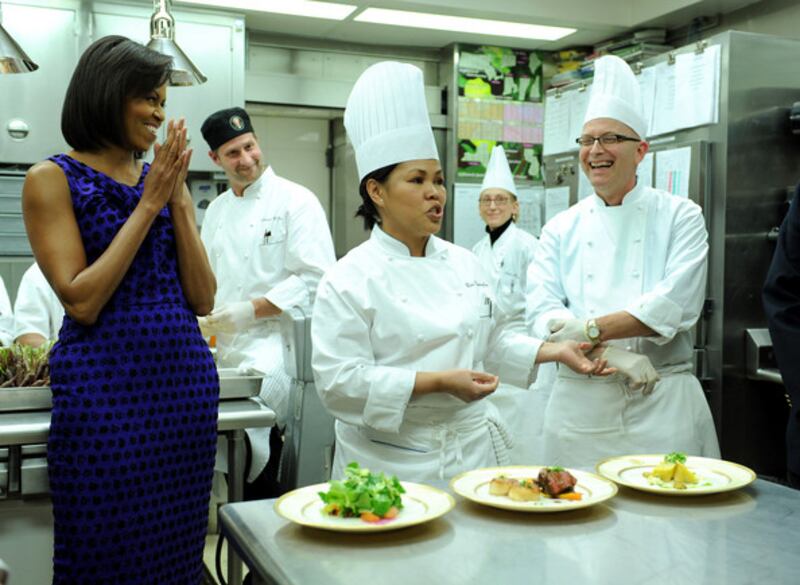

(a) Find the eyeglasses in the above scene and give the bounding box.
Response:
[479,196,512,206]
[575,133,641,147]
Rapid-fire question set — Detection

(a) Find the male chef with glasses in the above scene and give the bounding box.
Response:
[526,55,720,467]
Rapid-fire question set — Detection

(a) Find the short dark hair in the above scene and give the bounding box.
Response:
[356,164,397,230]
[61,35,172,152]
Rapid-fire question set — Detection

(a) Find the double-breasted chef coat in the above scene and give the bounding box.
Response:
[201,166,335,480]
[527,182,720,468]
[472,222,554,463]
[13,263,64,341]
[312,226,542,481]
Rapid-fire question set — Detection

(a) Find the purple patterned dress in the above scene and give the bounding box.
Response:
[46,154,219,584]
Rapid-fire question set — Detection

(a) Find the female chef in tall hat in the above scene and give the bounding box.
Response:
[311,62,609,481]
[472,145,554,463]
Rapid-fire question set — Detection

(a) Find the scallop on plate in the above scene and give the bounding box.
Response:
[449,465,618,513]
[596,455,756,496]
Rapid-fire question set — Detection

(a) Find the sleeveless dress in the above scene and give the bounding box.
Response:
[46,154,219,584]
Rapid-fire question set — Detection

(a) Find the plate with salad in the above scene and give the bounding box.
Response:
[596,452,756,495]
[449,465,617,512]
[274,462,455,532]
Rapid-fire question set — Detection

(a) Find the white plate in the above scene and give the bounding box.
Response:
[449,466,618,513]
[274,481,455,532]
[596,455,756,495]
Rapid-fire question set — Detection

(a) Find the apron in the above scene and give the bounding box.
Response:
[331,400,513,481]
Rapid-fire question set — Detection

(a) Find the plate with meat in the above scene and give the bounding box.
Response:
[449,466,618,512]
[596,453,756,495]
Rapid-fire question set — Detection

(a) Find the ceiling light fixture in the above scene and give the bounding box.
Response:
[148,0,207,86]
[177,0,357,21]
[355,8,576,41]
[0,2,38,74]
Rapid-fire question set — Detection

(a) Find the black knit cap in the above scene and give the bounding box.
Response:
[201,107,254,151]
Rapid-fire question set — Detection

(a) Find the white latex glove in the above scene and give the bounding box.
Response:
[197,315,216,337]
[205,301,256,334]
[547,318,591,344]
[599,346,660,395]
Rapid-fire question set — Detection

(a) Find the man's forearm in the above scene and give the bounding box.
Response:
[596,311,656,342]
[252,296,282,319]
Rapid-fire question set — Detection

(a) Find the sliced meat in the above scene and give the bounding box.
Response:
[538,468,577,496]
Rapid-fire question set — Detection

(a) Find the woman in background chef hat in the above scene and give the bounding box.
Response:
[472,145,555,464]
[311,61,610,481]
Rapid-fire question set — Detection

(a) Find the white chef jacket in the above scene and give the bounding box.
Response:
[0,276,13,347]
[473,222,553,464]
[527,183,719,467]
[472,222,538,333]
[13,263,64,342]
[201,166,335,480]
[312,226,542,481]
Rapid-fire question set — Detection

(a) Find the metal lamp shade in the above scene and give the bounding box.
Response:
[147,37,206,86]
[0,22,37,74]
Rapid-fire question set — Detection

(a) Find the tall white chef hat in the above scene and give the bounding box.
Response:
[480,145,517,197]
[583,55,647,139]
[344,61,439,181]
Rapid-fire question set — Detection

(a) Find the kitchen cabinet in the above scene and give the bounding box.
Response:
[0,0,78,164]
[92,2,245,171]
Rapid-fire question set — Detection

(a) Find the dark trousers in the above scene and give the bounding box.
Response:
[242,426,285,501]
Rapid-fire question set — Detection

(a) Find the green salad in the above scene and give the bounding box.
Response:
[318,462,405,521]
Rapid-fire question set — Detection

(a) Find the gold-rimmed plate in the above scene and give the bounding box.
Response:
[596,455,756,495]
[450,466,617,513]
[274,481,455,532]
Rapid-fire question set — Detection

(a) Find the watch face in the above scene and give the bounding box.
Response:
[588,325,600,339]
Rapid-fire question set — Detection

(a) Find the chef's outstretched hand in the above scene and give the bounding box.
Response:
[441,369,499,403]
[538,340,615,376]
[204,300,256,334]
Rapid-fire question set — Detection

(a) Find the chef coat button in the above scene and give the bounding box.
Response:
[388,257,393,262]
[632,271,640,278]
[587,273,594,279]
[589,309,596,314]
[467,329,474,338]
[587,241,593,247]
[634,238,641,244]
[401,297,407,303]
[244,255,249,260]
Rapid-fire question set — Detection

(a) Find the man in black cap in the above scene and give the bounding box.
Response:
[198,107,335,498]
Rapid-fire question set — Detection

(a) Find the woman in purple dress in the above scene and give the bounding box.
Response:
[22,36,218,584]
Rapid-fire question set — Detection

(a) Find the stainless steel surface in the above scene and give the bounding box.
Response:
[226,429,246,585]
[542,31,800,477]
[746,328,783,384]
[279,308,336,490]
[220,479,798,585]
[0,371,263,413]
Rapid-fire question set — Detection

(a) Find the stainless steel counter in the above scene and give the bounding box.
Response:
[220,479,800,585]
[0,398,274,446]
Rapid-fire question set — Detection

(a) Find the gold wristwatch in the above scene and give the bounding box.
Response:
[585,319,601,344]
